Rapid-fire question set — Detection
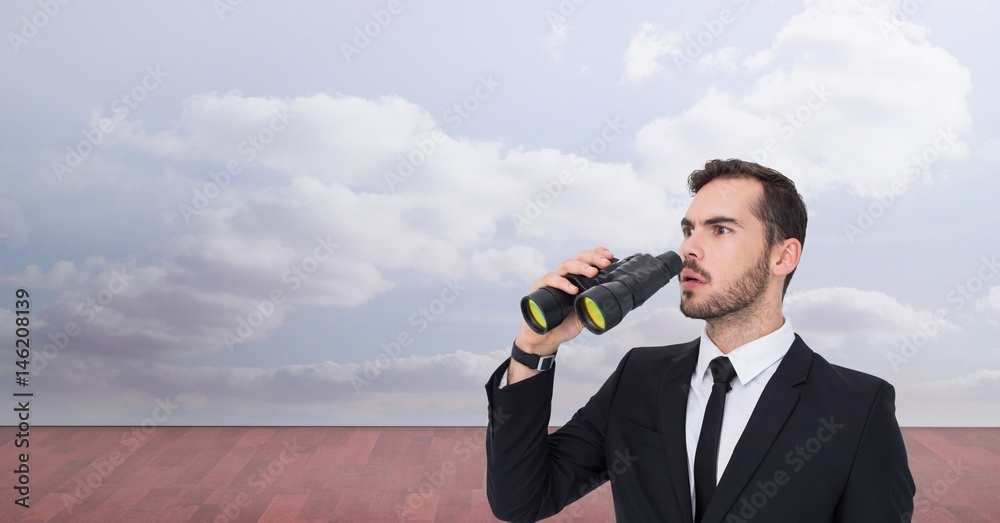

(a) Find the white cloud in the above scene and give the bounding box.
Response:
[138,93,680,255]
[111,91,433,190]
[0,198,29,249]
[542,21,568,61]
[909,368,1000,401]
[635,0,972,197]
[609,304,703,350]
[695,47,742,75]
[36,263,289,359]
[783,286,958,350]
[470,246,548,286]
[108,91,677,253]
[0,260,87,289]
[10,91,686,361]
[622,22,683,83]
[976,285,1000,323]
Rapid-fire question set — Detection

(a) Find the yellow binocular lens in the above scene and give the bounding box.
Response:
[527,299,547,331]
[580,296,606,332]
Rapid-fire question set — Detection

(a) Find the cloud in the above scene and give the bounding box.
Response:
[35,263,288,360]
[542,20,568,61]
[0,198,29,249]
[13,348,510,424]
[695,47,742,75]
[909,368,1000,401]
[634,0,972,197]
[14,334,674,425]
[622,22,683,83]
[111,91,675,253]
[609,304,703,350]
[134,92,681,254]
[783,286,958,351]
[8,91,685,362]
[112,91,433,190]
[0,260,87,289]
[469,246,548,286]
[976,285,1000,323]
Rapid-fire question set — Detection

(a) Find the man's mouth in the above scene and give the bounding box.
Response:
[680,269,706,284]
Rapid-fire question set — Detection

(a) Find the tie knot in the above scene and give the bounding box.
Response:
[709,356,737,387]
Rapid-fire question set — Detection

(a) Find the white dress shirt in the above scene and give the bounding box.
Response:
[685,318,795,515]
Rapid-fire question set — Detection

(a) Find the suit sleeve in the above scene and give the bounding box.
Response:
[485,351,633,522]
[833,382,916,522]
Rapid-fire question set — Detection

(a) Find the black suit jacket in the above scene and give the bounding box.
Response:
[485,335,915,522]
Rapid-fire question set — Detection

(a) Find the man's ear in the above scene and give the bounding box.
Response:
[772,238,802,277]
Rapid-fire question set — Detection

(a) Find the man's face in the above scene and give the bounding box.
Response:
[678,177,773,320]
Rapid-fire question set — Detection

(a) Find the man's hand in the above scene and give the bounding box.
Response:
[508,246,615,385]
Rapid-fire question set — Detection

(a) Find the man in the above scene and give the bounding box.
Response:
[485,159,915,522]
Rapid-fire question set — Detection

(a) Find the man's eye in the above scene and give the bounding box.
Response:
[716,226,731,235]
[682,227,692,237]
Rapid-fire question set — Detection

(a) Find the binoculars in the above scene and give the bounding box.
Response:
[520,251,683,335]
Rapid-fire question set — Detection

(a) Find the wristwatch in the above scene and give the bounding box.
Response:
[511,340,556,371]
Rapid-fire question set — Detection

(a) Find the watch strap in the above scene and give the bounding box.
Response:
[511,340,556,371]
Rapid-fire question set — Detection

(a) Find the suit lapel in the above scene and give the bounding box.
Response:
[658,339,699,523]
[701,334,813,523]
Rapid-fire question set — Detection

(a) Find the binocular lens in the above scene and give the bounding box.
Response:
[580,296,605,332]
[526,299,547,331]
[520,287,574,335]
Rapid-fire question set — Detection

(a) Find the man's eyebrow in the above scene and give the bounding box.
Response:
[680,216,744,228]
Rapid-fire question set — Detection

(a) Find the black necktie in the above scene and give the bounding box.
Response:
[694,356,737,522]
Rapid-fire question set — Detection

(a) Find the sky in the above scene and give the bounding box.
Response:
[1,0,998,427]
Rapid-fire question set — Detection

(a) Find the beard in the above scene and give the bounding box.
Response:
[680,249,770,320]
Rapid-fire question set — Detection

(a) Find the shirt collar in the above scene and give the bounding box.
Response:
[695,318,795,386]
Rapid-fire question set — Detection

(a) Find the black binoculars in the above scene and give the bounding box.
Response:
[520,251,683,335]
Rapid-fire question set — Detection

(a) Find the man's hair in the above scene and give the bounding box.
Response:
[687,158,808,298]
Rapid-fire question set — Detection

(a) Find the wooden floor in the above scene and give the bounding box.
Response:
[0,427,997,522]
